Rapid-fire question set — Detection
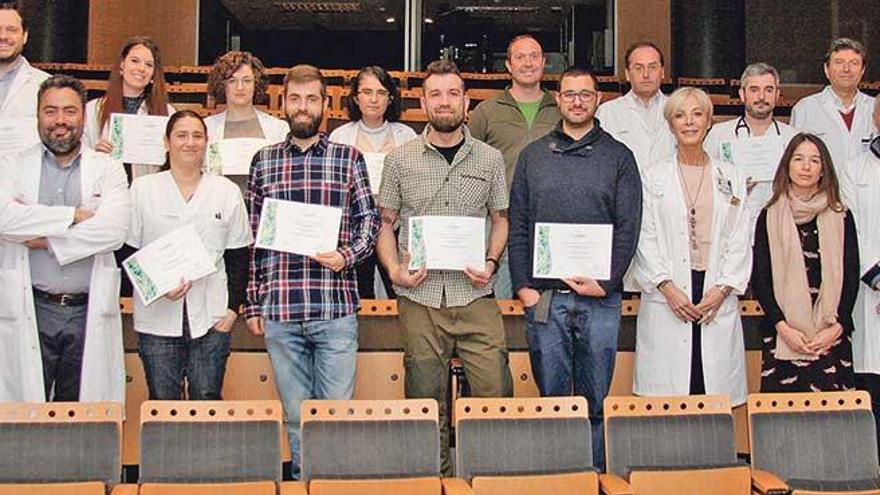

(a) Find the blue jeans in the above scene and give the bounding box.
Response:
[524,291,622,471]
[138,325,231,401]
[264,314,358,480]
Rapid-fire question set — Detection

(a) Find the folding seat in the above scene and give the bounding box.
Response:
[455,397,598,495]
[0,402,122,495]
[602,395,751,495]
[298,399,472,495]
[114,400,299,495]
[749,391,880,495]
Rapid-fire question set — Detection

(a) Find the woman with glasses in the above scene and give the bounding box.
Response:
[329,66,416,299]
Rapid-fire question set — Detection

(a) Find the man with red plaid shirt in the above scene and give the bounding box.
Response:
[245,64,379,480]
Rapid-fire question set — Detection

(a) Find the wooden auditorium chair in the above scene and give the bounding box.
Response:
[0,402,123,495]
[601,395,751,495]
[454,397,598,495]
[749,391,880,495]
[114,400,298,495]
[297,399,472,495]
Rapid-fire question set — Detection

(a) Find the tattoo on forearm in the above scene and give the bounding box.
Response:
[495,209,509,218]
[381,214,396,225]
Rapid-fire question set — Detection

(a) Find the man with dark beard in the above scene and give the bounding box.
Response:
[0,74,130,404]
[376,59,512,476]
[704,62,796,240]
[244,64,378,480]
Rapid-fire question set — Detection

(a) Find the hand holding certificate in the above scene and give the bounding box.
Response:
[533,223,613,280]
[123,224,218,306]
[718,135,785,182]
[408,216,486,271]
[207,138,270,176]
[255,198,342,256]
[109,113,169,165]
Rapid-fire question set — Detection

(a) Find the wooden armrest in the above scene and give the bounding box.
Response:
[279,481,308,495]
[599,474,633,495]
[110,485,139,495]
[751,469,790,495]
[442,477,476,495]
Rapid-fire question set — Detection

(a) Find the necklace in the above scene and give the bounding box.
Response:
[677,153,708,252]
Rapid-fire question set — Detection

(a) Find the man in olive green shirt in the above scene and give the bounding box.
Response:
[468,34,561,298]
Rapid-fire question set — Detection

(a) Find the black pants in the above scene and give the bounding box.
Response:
[690,270,706,395]
[855,372,880,452]
[355,252,396,299]
[35,296,88,401]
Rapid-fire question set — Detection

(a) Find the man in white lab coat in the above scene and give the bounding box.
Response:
[840,95,880,449]
[0,3,49,144]
[704,63,797,240]
[0,75,130,403]
[790,38,874,170]
[596,41,673,175]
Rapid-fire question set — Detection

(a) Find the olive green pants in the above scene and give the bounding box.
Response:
[397,296,513,476]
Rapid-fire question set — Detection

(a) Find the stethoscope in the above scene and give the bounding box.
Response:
[733,116,782,138]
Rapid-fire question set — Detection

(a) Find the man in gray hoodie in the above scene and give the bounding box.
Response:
[508,66,642,471]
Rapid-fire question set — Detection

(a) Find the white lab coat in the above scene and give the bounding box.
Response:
[83,97,177,180]
[839,146,880,374]
[790,86,874,170]
[0,144,131,403]
[630,158,751,405]
[704,116,797,242]
[0,58,49,119]
[595,90,675,175]
[204,109,289,144]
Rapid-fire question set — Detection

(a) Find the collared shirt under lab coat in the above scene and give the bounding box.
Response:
[840,145,880,374]
[127,171,252,339]
[630,158,751,405]
[204,108,290,145]
[596,90,675,175]
[0,144,131,403]
[790,86,874,170]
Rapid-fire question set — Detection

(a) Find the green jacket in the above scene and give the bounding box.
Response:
[468,88,561,188]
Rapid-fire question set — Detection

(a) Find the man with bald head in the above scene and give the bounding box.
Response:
[469,34,561,298]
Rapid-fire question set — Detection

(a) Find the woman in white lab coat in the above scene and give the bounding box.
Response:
[84,36,176,182]
[328,66,415,299]
[631,87,752,405]
[127,110,252,400]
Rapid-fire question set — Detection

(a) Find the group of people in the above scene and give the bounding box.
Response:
[2,1,880,477]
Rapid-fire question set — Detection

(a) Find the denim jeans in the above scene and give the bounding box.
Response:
[524,290,622,471]
[138,323,231,401]
[264,314,359,480]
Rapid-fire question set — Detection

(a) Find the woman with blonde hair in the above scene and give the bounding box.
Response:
[632,87,752,404]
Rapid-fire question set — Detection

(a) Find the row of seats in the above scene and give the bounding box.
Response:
[0,391,875,495]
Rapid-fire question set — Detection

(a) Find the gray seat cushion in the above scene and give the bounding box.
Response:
[605,414,737,478]
[751,410,879,484]
[0,422,119,486]
[301,419,439,482]
[139,420,281,483]
[456,417,593,482]
[787,477,880,492]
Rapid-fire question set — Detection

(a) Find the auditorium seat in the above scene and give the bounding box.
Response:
[297,399,472,494]
[113,400,296,495]
[749,391,880,495]
[602,395,751,495]
[0,402,123,495]
[455,397,598,495]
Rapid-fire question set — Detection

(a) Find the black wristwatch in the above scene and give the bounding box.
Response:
[485,257,499,275]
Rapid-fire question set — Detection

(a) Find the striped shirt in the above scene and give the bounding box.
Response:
[245,133,379,322]
[379,125,509,309]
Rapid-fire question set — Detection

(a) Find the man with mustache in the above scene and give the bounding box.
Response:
[704,63,796,240]
[469,35,561,299]
[377,59,512,476]
[245,64,378,480]
[0,2,49,147]
[0,75,131,404]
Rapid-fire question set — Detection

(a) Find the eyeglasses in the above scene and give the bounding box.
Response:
[358,88,390,98]
[559,90,597,103]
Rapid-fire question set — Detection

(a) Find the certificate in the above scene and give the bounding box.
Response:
[408,216,485,271]
[0,117,39,155]
[255,198,342,256]
[362,152,386,192]
[109,113,169,165]
[719,135,785,182]
[123,224,218,306]
[533,223,612,280]
[206,138,270,175]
